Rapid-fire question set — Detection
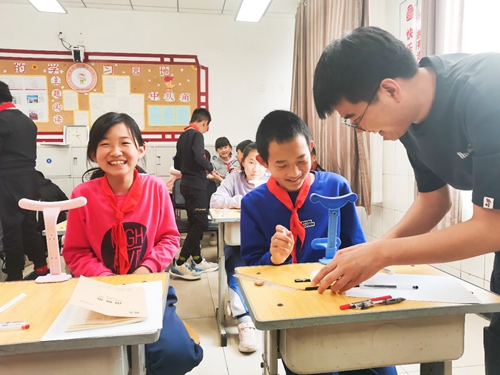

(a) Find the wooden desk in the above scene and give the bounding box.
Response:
[209,208,241,347]
[0,273,168,375]
[236,263,500,375]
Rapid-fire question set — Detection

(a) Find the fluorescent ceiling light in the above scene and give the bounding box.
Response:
[29,0,66,14]
[236,0,273,22]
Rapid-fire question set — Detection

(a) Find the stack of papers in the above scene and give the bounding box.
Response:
[66,276,147,332]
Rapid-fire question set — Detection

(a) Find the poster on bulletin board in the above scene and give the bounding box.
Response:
[399,0,422,61]
[0,49,209,141]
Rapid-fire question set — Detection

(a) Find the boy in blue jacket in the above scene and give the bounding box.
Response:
[240,110,396,375]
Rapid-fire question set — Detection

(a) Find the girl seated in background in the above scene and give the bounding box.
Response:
[211,137,240,183]
[63,112,203,375]
[210,142,268,353]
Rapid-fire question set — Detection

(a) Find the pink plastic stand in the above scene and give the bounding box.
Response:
[18,197,87,283]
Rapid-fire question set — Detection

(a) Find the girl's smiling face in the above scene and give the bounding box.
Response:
[92,122,145,182]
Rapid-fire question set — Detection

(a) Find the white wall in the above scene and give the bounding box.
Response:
[0,3,296,146]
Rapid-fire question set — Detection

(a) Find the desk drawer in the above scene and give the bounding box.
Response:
[280,314,465,374]
[224,222,240,246]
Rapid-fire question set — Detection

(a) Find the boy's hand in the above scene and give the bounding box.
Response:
[270,225,294,265]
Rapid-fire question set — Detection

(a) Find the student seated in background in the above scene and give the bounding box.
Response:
[310,146,325,171]
[63,112,203,375]
[35,171,69,231]
[235,139,252,165]
[35,171,69,253]
[210,142,268,353]
[211,137,240,182]
[240,110,397,375]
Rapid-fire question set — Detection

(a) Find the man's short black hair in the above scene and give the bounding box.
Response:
[0,81,13,103]
[256,110,311,164]
[313,26,418,119]
[236,139,253,153]
[190,108,211,123]
[215,136,231,150]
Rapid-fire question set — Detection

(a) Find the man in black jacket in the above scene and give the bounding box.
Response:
[171,108,220,280]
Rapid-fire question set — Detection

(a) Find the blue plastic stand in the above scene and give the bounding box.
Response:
[310,192,358,264]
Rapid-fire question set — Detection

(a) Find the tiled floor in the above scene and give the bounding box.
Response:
[173,244,489,375]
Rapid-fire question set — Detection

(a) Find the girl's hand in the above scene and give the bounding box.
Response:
[270,225,294,265]
[132,266,152,275]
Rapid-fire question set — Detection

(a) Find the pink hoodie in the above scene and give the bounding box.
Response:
[63,174,180,277]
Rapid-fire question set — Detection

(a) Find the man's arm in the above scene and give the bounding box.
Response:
[313,187,500,292]
[382,185,452,239]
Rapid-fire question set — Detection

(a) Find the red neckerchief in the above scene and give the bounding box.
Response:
[100,169,143,274]
[222,157,232,172]
[184,123,199,131]
[266,173,311,263]
[0,102,15,112]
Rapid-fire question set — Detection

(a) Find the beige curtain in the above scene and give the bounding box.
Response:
[290,0,371,213]
[421,0,464,229]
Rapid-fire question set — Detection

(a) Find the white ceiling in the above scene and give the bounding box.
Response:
[1,0,300,18]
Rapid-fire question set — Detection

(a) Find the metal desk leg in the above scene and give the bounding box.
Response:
[262,330,279,375]
[130,344,146,375]
[420,361,452,375]
[216,223,227,347]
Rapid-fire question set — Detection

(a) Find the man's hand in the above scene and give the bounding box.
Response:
[311,241,385,293]
[270,224,294,265]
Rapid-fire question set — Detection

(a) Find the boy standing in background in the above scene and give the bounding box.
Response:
[171,108,219,280]
[240,110,396,375]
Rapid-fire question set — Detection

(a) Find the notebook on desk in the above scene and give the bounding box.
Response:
[42,279,163,341]
[66,276,148,332]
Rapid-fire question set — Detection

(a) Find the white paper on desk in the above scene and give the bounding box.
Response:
[41,281,163,342]
[345,274,481,304]
[68,276,147,318]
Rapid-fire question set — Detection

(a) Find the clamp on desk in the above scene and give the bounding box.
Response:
[19,197,87,283]
[310,192,358,264]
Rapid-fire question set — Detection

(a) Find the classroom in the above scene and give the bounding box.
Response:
[1,0,500,374]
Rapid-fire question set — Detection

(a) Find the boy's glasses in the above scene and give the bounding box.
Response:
[341,87,378,131]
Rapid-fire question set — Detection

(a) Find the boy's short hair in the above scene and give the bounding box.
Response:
[215,136,231,150]
[311,147,317,156]
[313,26,418,119]
[236,139,253,153]
[190,108,211,123]
[0,81,13,103]
[256,110,311,163]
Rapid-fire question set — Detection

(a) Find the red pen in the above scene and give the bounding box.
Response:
[339,295,392,310]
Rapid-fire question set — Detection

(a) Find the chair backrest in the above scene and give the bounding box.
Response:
[173,179,185,208]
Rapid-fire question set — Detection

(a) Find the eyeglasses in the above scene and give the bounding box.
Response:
[341,88,378,131]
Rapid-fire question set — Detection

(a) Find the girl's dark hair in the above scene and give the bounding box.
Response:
[84,112,146,178]
[215,137,231,150]
[83,165,147,181]
[236,139,253,153]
